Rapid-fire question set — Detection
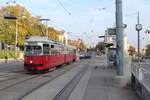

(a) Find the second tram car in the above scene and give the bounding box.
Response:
[24,36,76,71]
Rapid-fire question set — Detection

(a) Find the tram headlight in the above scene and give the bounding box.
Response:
[30,60,33,64]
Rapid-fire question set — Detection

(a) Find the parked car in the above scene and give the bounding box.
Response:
[142,56,150,59]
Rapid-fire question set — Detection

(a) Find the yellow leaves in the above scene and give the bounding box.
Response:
[48,27,59,40]
[0,5,30,17]
[68,40,86,50]
[128,46,137,56]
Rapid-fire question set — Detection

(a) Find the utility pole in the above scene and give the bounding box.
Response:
[116,0,124,76]
[15,19,18,58]
[136,12,142,61]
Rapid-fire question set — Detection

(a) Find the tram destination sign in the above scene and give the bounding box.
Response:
[108,28,116,35]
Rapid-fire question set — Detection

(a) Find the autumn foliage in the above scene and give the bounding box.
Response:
[0,5,60,47]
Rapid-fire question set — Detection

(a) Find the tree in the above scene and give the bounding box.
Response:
[79,41,86,51]
[128,46,137,56]
[145,44,150,56]
[0,5,39,46]
[48,27,60,40]
[68,39,87,51]
[0,5,63,48]
[95,42,106,54]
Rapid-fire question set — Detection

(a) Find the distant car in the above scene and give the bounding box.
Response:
[142,56,150,59]
[85,52,92,59]
[79,52,92,59]
[79,52,86,59]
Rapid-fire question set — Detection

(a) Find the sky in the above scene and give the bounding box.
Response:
[1,0,150,49]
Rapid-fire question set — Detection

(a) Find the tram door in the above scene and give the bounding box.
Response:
[43,44,50,64]
[64,47,67,63]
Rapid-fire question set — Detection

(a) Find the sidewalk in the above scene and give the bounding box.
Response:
[68,57,140,100]
[0,58,23,64]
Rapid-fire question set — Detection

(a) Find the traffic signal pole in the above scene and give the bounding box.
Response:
[116,0,124,76]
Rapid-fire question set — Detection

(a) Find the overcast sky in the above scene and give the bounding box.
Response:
[1,0,150,49]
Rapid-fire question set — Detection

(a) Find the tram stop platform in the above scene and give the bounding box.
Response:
[68,57,141,100]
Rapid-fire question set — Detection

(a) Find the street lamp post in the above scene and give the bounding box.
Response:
[4,16,18,59]
[39,18,50,36]
[136,12,142,61]
[15,19,18,58]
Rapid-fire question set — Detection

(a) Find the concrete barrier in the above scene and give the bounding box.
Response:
[114,56,132,87]
[131,64,150,100]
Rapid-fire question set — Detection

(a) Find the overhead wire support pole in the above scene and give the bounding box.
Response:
[15,19,18,59]
[116,0,124,76]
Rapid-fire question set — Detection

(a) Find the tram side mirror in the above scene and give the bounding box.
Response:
[51,45,54,48]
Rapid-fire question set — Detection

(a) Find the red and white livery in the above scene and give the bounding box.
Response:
[24,36,76,71]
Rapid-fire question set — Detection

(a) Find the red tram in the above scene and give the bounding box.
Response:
[24,36,77,71]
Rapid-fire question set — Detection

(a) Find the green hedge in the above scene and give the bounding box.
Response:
[0,50,20,59]
[132,59,144,63]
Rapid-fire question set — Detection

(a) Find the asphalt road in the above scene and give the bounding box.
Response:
[0,61,24,72]
[0,59,88,100]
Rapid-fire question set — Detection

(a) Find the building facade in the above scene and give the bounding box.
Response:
[58,32,68,45]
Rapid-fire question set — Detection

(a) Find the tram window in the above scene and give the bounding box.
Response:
[73,49,76,54]
[43,44,49,55]
[51,45,54,48]
[25,46,42,55]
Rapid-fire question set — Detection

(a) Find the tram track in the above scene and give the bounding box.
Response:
[0,74,41,91]
[0,68,52,91]
[0,71,29,82]
[0,60,87,100]
[53,59,90,100]
[18,60,87,100]
[0,67,67,91]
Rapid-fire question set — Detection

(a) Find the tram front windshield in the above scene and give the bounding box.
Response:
[25,45,42,55]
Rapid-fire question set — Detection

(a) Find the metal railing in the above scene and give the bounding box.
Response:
[132,64,150,92]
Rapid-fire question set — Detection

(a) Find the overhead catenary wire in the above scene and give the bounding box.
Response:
[55,0,89,41]
[55,0,80,25]
[55,0,107,45]
[55,0,71,15]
